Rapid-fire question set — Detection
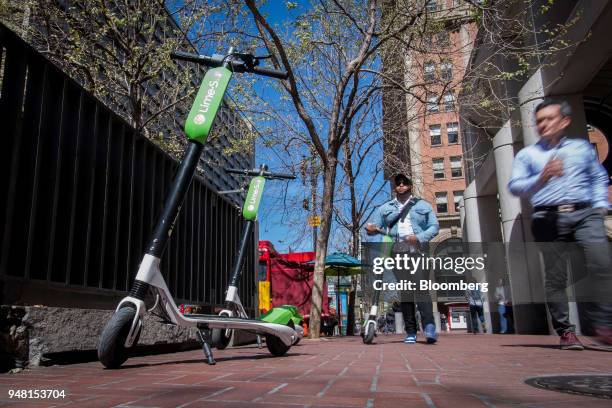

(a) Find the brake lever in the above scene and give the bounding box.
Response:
[233,53,258,67]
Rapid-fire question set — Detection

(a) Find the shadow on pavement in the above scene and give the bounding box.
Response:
[114,352,309,369]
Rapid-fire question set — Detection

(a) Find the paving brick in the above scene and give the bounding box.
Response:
[1,333,611,407]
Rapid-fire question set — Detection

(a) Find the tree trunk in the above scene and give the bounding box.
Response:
[346,286,356,335]
[346,223,361,336]
[308,156,338,339]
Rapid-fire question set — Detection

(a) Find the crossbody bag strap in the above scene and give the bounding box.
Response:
[387,197,421,230]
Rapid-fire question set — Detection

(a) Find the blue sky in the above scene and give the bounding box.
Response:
[167,0,389,254]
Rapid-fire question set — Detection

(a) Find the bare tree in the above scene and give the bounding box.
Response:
[334,97,388,333]
[0,0,243,157]
[240,0,434,338]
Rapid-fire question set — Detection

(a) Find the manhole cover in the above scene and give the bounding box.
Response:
[525,375,612,399]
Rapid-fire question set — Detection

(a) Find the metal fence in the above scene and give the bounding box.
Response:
[0,24,256,312]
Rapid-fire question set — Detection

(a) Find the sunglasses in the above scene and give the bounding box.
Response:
[396,180,411,186]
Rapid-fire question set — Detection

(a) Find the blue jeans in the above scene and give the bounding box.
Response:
[498,304,507,333]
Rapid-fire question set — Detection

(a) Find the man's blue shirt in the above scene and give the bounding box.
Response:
[508,137,610,209]
[369,198,439,243]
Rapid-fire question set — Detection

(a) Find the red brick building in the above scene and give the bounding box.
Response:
[383,0,478,238]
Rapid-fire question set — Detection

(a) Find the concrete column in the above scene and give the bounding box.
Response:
[463,183,501,242]
[462,184,500,334]
[492,119,529,243]
[518,69,544,146]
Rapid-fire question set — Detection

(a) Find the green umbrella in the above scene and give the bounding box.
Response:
[309,253,363,335]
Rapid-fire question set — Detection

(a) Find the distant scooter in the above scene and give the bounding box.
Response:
[361,232,393,344]
[98,48,297,368]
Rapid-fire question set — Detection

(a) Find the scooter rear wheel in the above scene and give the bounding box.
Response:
[211,328,231,350]
[266,333,290,356]
[362,321,376,344]
[98,307,140,368]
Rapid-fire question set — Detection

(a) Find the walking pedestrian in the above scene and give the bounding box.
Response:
[366,173,440,344]
[466,285,487,334]
[495,278,509,334]
[508,98,611,349]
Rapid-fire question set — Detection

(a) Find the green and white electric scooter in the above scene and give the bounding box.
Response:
[98,48,296,368]
[211,164,303,350]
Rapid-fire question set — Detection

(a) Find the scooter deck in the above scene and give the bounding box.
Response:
[184,314,263,323]
[181,313,296,346]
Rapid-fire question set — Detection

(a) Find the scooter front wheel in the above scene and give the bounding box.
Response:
[265,334,290,356]
[362,320,376,344]
[98,307,140,368]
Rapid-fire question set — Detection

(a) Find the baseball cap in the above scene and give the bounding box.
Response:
[394,173,412,185]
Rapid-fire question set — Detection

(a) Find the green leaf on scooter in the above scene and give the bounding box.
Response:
[243,176,265,221]
[185,67,232,144]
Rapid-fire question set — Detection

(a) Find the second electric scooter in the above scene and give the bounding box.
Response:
[98,48,297,368]
[209,164,304,350]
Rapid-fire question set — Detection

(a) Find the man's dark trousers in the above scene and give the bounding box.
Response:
[532,207,612,335]
[391,247,434,334]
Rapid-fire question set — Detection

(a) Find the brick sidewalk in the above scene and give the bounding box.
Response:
[0,333,610,407]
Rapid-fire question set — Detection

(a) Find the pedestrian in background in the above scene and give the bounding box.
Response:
[466,285,487,334]
[366,173,440,344]
[508,98,611,349]
[495,278,509,334]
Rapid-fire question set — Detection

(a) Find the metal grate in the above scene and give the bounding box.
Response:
[525,375,612,399]
[0,24,256,313]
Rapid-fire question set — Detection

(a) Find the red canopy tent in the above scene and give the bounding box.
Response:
[270,253,329,318]
[259,241,329,319]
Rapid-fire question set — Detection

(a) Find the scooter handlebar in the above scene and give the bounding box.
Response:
[224,167,295,180]
[171,51,288,79]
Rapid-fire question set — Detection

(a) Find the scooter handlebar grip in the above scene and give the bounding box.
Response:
[170,51,219,67]
[251,65,289,79]
[266,172,296,180]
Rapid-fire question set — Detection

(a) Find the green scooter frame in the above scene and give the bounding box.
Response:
[98,48,295,368]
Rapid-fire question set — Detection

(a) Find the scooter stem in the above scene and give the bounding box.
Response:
[228,220,254,288]
[147,141,204,258]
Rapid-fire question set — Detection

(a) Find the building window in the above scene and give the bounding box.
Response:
[424,61,436,83]
[453,190,464,212]
[426,0,438,12]
[433,158,445,179]
[436,192,448,213]
[443,92,454,111]
[450,156,462,178]
[430,125,441,146]
[447,122,459,144]
[440,60,453,81]
[427,93,439,113]
[437,31,450,47]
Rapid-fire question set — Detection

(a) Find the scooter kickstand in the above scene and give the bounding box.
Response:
[256,334,263,348]
[197,326,216,365]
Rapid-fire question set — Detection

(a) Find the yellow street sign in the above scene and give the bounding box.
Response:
[308,215,321,227]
